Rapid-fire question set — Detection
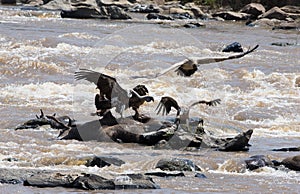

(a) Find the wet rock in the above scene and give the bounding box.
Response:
[195,172,207,178]
[145,170,185,177]
[239,3,265,19]
[156,158,201,172]
[58,6,106,20]
[146,13,174,20]
[0,168,67,185]
[259,7,288,20]
[183,22,205,28]
[272,147,300,152]
[169,7,194,19]
[114,173,160,189]
[24,172,79,188]
[245,155,273,170]
[85,156,125,168]
[202,130,253,151]
[212,11,249,21]
[281,155,300,171]
[222,42,244,53]
[128,4,160,13]
[71,174,115,190]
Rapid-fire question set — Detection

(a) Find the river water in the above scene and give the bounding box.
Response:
[0,5,299,193]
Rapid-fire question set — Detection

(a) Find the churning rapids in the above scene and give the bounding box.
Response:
[0,5,299,193]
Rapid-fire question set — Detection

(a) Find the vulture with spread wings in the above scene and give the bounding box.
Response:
[157,45,259,77]
[75,69,154,120]
[156,96,221,127]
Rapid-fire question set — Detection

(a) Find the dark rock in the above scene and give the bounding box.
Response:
[245,155,273,170]
[272,147,300,151]
[171,13,193,20]
[281,155,300,171]
[72,174,115,190]
[145,171,185,177]
[1,0,16,4]
[156,158,201,172]
[85,156,125,168]
[201,130,253,151]
[183,22,204,28]
[239,3,265,19]
[222,42,244,52]
[212,11,249,20]
[260,7,288,20]
[114,173,160,189]
[106,5,132,19]
[195,172,207,178]
[61,7,108,19]
[146,13,174,20]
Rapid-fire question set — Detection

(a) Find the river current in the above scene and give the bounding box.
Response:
[0,5,299,193]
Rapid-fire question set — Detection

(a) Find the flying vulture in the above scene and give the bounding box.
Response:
[75,69,154,120]
[157,45,259,77]
[156,96,221,127]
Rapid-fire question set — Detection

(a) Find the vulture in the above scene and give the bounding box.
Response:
[75,69,154,121]
[157,44,259,77]
[156,96,221,128]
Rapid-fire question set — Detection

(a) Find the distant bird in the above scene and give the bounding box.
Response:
[75,69,154,120]
[157,45,259,77]
[156,96,221,128]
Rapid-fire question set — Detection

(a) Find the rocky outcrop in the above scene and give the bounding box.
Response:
[259,7,288,20]
[239,3,265,19]
[281,155,300,171]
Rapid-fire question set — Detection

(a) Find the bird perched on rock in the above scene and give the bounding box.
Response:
[156,96,221,130]
[157,45,259,77]
[75,69,154,121]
